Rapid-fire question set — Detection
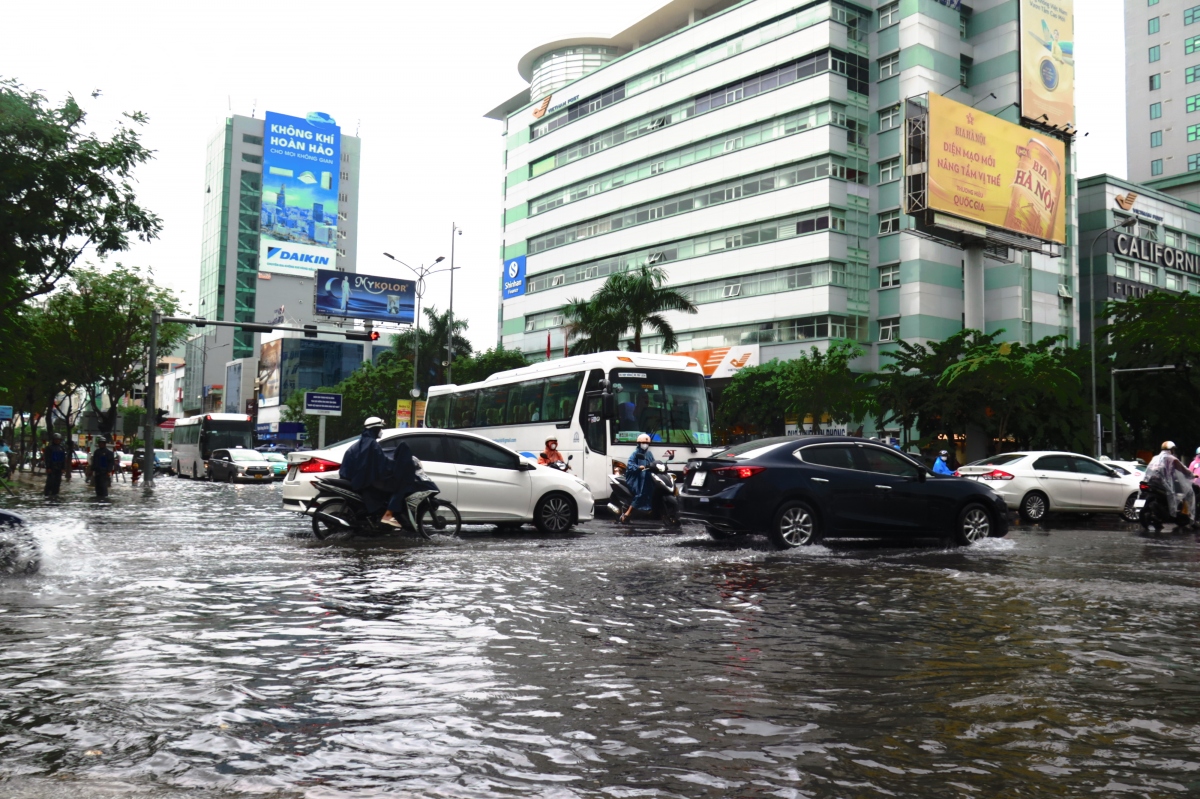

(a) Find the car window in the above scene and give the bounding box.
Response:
[228,450,265,462]
[798,444,856,470]
[966,453,1027,468]
[212,450,229,460]
[718,436,799,457]
[859,447,922,478]
[1033,455,1074,472]
[1072,457,1114,476]
[451,437,519,469]
[386,434,447,463]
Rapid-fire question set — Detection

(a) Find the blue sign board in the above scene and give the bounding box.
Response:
[313,269,416,324]
[260,111,341,276]
[303,392,343,417]
[502,255,526,300]
[0,406,12,421]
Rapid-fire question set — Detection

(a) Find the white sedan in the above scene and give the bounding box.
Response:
[282,428,594,534]
[957,451,1142,523]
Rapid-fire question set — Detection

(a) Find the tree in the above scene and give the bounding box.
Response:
[874,332,979,449]
[282,350,414,442]
[451,345,529,385]
[0,79,161,311]
[718,359,793,436]
[392,306,472,392]
[563,263,697,353]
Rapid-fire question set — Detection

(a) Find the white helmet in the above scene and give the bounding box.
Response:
[364,416,384,430]
[636,433,651,443]
[1163,440,1177,451]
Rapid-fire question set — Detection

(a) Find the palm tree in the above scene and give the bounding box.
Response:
[393,306,472,390]
[563,263,697,353]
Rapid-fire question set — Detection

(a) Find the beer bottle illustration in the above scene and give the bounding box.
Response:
[1004,138,1062,241]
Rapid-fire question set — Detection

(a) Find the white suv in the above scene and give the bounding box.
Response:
[282,428,593,534]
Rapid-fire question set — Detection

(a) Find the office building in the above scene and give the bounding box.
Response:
[488,0,1079,381]
[183,112,362,415]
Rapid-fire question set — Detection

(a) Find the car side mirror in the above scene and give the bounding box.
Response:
[601,392,617,420]
[567,454,574,461]
[519,461,535,471]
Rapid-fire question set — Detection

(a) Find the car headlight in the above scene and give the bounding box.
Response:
[236,465,246,473]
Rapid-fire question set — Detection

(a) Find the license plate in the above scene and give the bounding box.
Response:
[691,471,707,487]
[1134,499,1146,509]
[255,474,263,480]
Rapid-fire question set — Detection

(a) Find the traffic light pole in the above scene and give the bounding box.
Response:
[140,312,378,488]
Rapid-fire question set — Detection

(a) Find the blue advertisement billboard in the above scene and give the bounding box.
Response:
[260,111,340,276]
[314,269,416,324]
[502,255,526,300]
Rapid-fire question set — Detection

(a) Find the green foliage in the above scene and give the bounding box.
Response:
[450,345,528,385]
[563,263,698,353]
[282,350,414,442]
[718,359,793,435]
[392,306,472,392]
[0,79,161,311]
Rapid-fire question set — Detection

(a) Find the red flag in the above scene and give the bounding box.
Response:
[546,332,552,359]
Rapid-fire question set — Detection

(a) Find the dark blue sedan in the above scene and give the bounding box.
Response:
[680,436,1008,549]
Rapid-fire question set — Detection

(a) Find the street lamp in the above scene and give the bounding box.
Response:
[1087,216,1138,458]
[447,223,462,383]
[382,252,447,400]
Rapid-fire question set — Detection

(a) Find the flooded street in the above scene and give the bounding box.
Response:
[2,475,1199,798]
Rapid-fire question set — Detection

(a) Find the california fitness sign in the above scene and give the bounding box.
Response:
[1110,231,1200,274]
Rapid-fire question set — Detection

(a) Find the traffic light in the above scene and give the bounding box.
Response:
[370,331,380,341]
[344,330,380,342]
[154,409,168,426]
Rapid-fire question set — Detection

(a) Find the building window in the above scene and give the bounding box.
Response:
[878,53,899,80]
[1190,66,1200,83]
[1150,17,1161,34]
[1152,130,1164,147]
[1115,260,1134,279]
[240,152,261,164]
[1190,125,1200,141]
[1190,95,1200,112]
[1189,36,1200,55]
[878,1,899,28]
[1190,153,1200,171]
[1151,74,1162,91]
[879,104,901,130]
[242,134,263,145]
[879,318,900,342]
[878,210,900,234]
[1153,158,1164,176]
[880,264,900,288]
[959,56,971,88]
[960,12,969,39]
[1188,5,1200,25]
[1140,266,1158,285]
[1151,102,1163,119]
[1166,230,1181,249]
[1149,0,1158,4]
[1190,277,1200,292]
[878,158,900,183]
[1150,45,1161,62]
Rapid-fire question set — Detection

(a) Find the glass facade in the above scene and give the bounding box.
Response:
[198,122,231,335]
[530,46,620,102]
[278,339,375,402]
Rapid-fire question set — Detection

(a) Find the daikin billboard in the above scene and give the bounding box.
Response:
[260,111,341,276]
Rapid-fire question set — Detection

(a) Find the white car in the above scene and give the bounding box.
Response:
[957,451,1142,523]
[282,428,594,533]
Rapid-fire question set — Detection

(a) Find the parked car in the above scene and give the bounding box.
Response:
[208,448,274,483]
[261,451,288,480]
[1098,457,1146,478]
[134,448,174,472]
[956,451,1142,523]
[72,450,89,470]
[282,428,594,533]
[679,436,1009,548]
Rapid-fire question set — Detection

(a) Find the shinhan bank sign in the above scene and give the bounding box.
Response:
[502,255,526,300]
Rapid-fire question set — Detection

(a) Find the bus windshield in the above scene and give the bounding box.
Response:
[609,369,711,447]
[205,420,254,452]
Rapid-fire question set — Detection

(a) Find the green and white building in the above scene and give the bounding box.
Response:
[487,0,1079,372]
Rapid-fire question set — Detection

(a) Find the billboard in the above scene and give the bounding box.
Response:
[258,339,282,408]
[314,269,416,324]
[1020,0,1074,128]
[671,345,760,379]
[260,111,341,276]
[926,93,1067,244]
[502,255,526,300]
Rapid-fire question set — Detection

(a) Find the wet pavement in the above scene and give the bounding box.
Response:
[1,472,1199,798]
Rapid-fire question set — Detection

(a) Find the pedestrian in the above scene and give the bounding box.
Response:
[618,433,656,523]
[87,437,118,499]
[933,450,954,475]
[42,433,69,497]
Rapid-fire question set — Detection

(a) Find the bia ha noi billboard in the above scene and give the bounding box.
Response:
[925,93,1066,245]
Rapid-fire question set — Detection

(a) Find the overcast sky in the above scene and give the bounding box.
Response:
[3,0,1126,351]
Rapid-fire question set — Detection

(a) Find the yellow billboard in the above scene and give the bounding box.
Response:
[1020,0,1074,128]
[926,93,1067,244]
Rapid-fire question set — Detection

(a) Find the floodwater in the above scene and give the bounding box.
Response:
[1,474,1199,798]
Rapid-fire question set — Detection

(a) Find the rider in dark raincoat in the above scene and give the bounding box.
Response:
[340,417,437,528]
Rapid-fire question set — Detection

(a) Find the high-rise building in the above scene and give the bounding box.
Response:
[183,112,361,414]
[489,0,1079,403]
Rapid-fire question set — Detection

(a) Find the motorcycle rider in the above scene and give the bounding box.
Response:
[618,433,655,524]
[87,437,118,499]
[339,416,416,528]
[1146,441,1194,527]
[932,450,954,475]
[538,436,568,470]
[42,433,69,496]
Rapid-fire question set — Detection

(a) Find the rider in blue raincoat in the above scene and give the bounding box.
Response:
[932,450,954,475]
[618,433,655,523]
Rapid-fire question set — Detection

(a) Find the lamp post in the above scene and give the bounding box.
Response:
[383,252,447,399]
[1087,216,1138,458]
[447,223,462,384]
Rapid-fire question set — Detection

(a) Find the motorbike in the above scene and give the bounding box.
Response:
[544,454,574,472]
[607,459,681,527]
[1135,480,1196,532]
[304,463,462,541]
[0,450,10,480]
[0,509,39,575]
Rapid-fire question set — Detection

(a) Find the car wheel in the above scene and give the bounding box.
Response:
[1122,493,1140,523]
[954,503,992,546]
[534,493,575,534]
[769,501,821,549]
[226,470,234,484]
[1019,491,1049,523]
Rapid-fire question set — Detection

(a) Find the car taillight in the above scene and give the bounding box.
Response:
[298,457,339,474]
[952,470,961,477]
[983,469,1014,481]
[713,465,766,480]
[1139,482,1150,491]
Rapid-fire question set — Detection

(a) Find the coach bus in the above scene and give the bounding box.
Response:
[173,413,256,479]
[425,352,714,500]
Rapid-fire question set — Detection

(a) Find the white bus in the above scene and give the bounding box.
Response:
[425,352,715,500]
[173,413,257,479]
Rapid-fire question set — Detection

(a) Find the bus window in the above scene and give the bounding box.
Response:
[448,391,478,429]
[478,383,513,427]
[506,379,544,424]
[542,372,584,423]
[424,395,449,428]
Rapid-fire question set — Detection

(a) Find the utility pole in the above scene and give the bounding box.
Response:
[447,223,461,383]
[142,310,160,486]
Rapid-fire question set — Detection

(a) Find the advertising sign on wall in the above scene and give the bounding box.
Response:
[395,399,412,429]
[1020,0,1074,128]
[502,255,526,300]
[314,269,416,324]
[671,345,761,379]
[258,339,282,408]
[926,93,1067,244]
[260,111,341,276]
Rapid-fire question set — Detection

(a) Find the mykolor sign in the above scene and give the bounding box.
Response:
[1020,0,1074,128]
[1109,231,1200,275]
[926,93,1066,244]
